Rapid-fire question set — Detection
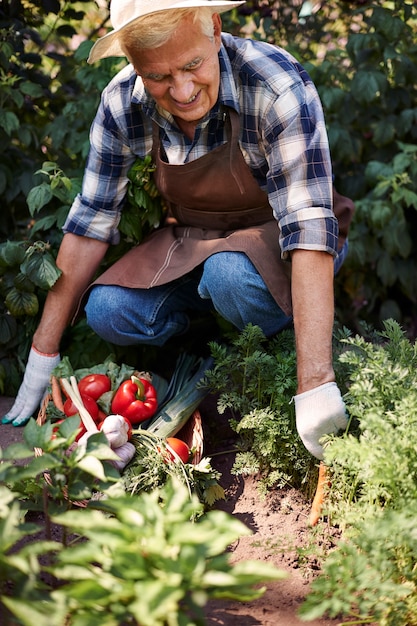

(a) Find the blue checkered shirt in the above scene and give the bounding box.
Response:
[63,33,337,258]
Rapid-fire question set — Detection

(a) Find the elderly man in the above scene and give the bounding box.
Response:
[3,0,352,459]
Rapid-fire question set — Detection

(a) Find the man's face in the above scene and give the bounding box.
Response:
[133,13,222,128]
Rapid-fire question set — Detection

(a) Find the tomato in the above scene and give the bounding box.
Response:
[97,409,107,422]
[78,374,111,400]
[165,438,190,464]
[75,421,87,441]
[63,395,100,422]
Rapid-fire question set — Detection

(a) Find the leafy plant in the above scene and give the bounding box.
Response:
[44,480,285,626]
[300,320,417,624]
[0,239,62,393]
[205,324,318,497]
[300,504,417,626]
[305,0,417,329]
[0,420,285,626]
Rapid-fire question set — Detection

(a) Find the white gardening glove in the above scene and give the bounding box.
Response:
[1,346,61,427]
[294,382,348,459]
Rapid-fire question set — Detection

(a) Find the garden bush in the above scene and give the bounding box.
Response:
[0,417,284,626]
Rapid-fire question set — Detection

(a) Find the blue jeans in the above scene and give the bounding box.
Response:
[85,245,347,347]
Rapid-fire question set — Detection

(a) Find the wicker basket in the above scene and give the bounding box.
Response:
[36,390,204,507]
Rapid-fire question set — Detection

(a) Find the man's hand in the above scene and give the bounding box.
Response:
[1,347,61,427]
[294,382,348,459]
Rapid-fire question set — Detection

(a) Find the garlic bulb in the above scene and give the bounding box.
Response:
[100,414,129,448]
[112,441,136,472]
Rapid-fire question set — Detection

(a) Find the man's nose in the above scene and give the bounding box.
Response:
[169,74,194,102]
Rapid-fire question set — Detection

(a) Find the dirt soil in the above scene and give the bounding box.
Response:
[0,394,341,626]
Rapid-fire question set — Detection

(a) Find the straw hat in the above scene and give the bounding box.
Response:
[88,0,245,64]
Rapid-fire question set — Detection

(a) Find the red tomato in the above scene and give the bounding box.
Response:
[165,438,190,464]
[78,374,111,400]
[97,409,107,422]
[75,421,87,441]
[63,395,100,422]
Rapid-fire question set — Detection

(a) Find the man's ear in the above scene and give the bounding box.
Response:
[212,12,222,48]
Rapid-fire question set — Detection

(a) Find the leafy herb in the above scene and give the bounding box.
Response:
[122,430,225,508]
[301,320,417,625]
[205,324,318,497]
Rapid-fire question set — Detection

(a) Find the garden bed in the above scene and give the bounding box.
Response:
[0,394,341,626]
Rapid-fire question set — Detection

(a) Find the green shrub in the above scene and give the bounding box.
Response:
[0,419,285,626]
[300,320,417,624]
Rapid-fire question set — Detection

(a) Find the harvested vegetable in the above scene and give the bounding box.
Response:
[112,441,136,472]
[147,356,213,438]
[45,355,218,505]
[50,375,65,412]
[309,462,329,526]
[111,375,157,424]
[99,414,130,448]
[78,373,111,400]
[63,395,99,422]
[165,437,190,464]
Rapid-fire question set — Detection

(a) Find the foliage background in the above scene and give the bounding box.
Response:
[1,0,417,395]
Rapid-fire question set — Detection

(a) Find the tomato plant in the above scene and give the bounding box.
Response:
[78,374,111,400]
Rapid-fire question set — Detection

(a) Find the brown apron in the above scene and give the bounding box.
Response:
[90,108,354,317]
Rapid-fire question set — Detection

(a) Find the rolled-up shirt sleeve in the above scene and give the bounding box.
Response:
[262,79,337,259]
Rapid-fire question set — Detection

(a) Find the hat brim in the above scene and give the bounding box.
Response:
[88,0,245,64]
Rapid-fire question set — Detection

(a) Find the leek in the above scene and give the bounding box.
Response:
[146,356,213,439]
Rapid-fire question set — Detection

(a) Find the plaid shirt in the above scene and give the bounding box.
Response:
[64,33,337,258]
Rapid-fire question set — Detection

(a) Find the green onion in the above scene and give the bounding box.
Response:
[146,356,213,439]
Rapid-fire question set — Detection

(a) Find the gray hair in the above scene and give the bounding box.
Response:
[120,7,216,59]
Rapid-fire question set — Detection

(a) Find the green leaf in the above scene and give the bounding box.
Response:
[21,248,61,290]
[0,110,19,135]
[5,288,39,316]
[392,187,417,209]
[28,214,60,236]
[19,81,44,98]
[23,418,52,448]
[373,119,396,147]
[1,596,67,626]
[351,71,388,104]
[0,441,36,461]
[14,272,35,293]
[26,183,53,215]
[0,241,26,268]
[0,312,17,344]
[77,456,107,481]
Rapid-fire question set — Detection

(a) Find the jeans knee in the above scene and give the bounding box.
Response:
[198,252,292,335]
[198,252,258,327]
[85,286,120,341]
[198,252,243,302]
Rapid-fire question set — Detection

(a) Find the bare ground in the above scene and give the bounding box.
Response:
[0,394,341,626]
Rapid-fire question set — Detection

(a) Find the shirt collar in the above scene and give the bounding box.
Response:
[130,40,240,127]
